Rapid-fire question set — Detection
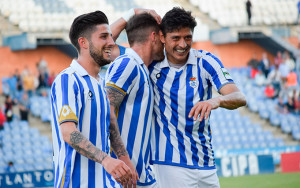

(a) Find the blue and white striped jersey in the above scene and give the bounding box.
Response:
[105,48,156,186]
[149,49,234,170]
[50,60,120,188]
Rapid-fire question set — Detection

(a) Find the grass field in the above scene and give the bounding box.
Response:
[219,172,300,188]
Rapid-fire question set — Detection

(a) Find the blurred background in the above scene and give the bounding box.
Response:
[0,0,300,187]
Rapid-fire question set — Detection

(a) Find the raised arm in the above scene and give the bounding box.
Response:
[105,87,139,187]
[110,8,162,61]
[60,122,132,185]
[189,83,247,121]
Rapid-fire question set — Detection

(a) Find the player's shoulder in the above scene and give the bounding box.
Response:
[53,67,77,84]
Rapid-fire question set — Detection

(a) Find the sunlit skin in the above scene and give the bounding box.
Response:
[88,24,115,67]
[153,31,165,62]
[161,27,193,64]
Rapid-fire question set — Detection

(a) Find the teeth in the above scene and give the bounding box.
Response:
[176,49,185,53]
[104,49,111,53]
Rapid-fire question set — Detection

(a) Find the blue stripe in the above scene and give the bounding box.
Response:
[198,59,210,166]
[136,71,152,178]
[72,154,81,188]
[155,68,173,162]
[126,69,145,158]
[73,73,85,132]
[110,58,130,83]
[153,113,160,162]
[51,84,60,188]
[206,52,224,68]
[202,59,222,89]
[197,59,205,101]
[63,143,73,187]
[116,96,129,135]
[185,64,199,166]
[61,74,69,106]
[170,70,187,164]
[83,76,97,188]
[73,83,79,119]
[118,45,126,55]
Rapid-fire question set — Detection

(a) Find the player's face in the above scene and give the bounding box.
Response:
[88,24,115,67]
[161,27,193,64]
[153,32,165,62]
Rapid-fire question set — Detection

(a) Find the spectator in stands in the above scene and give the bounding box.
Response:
[255,69,266,86]
[259,52,270,78]
[283,51,295,72]
[22,70,35,97]
[287,88,300,113]
[267,63,281,97]
[47,71,56,87]
[278,83,290,113]
[5,161,14,173]
[264,84,275,99]
[246,0,252,25]
[274,51,283,65]
[293,43,300,79]
[247,53,260,78]
[18,93,30,121]
[14,69,23,98]
[4,95,15,123]
[0,107,6,131]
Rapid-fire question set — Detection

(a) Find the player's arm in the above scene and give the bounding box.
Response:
[60,121,132,185]
[189,83,247,121]
[105,87,139,187]
[109,8,161,61]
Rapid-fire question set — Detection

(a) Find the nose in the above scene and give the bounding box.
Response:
[178,38,187,48]
[107,35,115,46]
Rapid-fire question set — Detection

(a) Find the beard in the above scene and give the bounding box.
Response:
[89,42,111,67]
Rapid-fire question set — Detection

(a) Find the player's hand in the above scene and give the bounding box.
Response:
[102,156,133,186]
[119,155,139,188]
[188,98,221,122]
[134,8,161,24]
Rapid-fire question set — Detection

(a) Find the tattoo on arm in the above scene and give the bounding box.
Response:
[105,87,128,158]
[69,131,108,164]
[105,87,125,108]
[109,114,128,158]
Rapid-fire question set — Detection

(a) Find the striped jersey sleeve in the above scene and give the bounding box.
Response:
[105,55,138,94]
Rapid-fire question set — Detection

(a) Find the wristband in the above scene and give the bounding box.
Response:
[122,8,135,22]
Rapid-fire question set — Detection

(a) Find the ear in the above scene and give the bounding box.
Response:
[150,31,156,42]
[78,37,89,50]
[159,31,165,44]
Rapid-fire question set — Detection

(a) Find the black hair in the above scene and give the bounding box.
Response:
[69,11,109,53]
[161,7,197,36]
[126,13,160,46]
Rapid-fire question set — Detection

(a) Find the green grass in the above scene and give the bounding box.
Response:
[219,172,300,188]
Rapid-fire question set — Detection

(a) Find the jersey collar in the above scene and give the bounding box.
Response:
[159,49,199,69]
[126,48,144,65]
[70,59,89,76]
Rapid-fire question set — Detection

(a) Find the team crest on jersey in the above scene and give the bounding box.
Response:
[189,77,198,88]
[58,105,78,124]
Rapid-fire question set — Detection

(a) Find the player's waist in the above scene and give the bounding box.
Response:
[150,160,216,170]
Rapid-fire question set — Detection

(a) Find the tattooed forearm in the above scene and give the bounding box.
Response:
[105,87,125,108]
[109,110,128,158]
[70,131,108,164]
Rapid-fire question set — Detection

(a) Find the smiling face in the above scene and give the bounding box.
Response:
[88,24,115,67]
[161,27,193,64]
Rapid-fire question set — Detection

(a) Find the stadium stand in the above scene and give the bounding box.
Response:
[0,0,300,186]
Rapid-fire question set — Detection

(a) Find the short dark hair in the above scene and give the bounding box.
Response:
[161,7,197,36]
[126,13,160,46]
[69,11,109,53]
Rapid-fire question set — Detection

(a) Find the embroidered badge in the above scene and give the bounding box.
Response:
[189,77,198,88]
[221,68,232,80]
[58,105,79,124]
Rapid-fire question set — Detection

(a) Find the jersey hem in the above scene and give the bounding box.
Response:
[137,179,156,186]
[151,160,216,170]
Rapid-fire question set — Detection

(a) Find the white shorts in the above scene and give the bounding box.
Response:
[153,164,220,188]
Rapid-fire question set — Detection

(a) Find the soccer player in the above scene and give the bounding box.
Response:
[50,11,135,188]
[149,8,247,187]
[105,14,164,188]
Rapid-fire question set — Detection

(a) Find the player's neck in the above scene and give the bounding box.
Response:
[77,56,101,80]
[131,44,152,67]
